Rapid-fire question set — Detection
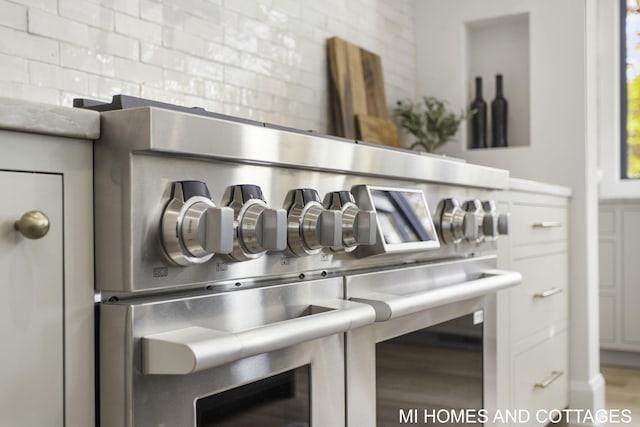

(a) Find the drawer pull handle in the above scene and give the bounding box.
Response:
[532,221,562,229]
[533,287,563,299]
[534,371,563,389]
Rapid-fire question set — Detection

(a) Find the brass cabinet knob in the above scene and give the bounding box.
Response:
[14,210,50,239]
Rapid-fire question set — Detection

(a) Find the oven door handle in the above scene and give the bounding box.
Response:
[141,299,376,375]
[350,269,522,322]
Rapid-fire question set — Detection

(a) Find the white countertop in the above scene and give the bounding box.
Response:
[510,177,572,197]
[0,97,99,140]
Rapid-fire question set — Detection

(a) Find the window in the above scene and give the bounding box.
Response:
[622,0,640,178]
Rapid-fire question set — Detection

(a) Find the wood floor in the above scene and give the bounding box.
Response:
[602,365,640,427]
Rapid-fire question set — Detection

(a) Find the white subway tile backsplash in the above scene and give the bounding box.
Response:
[9,0,55,13]
[0,53,28,82]
[223,65,257,89]
[0,26,58,64]
[222,0,260,19]
[186,56,224,80]
[239,52,272,75]
[0,81,59,104]
[224,27,258,53]
[141,43,186,71]
[0,1,27,31]
[60,44,115,76]
[113,0,139,17]
[163,69,204,96]
[206,42,240,65]
[29,62,88,94]
[88,74,140,99]
[2,0,415,129]
[162,27,208,57]
[59,0,114,30]
[115,57,163,86]
[183,15,224,44]
[115,12,161,44]
[29,9,90,46]
[89,28,140,60]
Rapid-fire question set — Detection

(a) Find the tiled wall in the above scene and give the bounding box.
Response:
[0,0,416,133]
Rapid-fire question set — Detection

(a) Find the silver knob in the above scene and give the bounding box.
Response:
[181,202,233,257]
[284,188,343,257]
[481,201,499,240]
[14,210,50,239]
[161,181,234,266]
[498,213,510,235]
[323,191,377,252]
[435,199,466,244]
[222,185,287,261]
[462,199,485,243]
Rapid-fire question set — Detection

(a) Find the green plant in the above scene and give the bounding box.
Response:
[393,96,473,153]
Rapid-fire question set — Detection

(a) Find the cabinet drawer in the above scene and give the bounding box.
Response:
[511,204,568,245]
[513,331,568,425]
[510,252,568,340]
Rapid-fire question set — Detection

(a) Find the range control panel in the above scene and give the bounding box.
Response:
[159,181,510,267]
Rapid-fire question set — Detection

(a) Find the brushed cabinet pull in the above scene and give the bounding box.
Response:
[533,287,563,299]
[14,210,50,239]
[532,221,562,228]
[534,370,563,389]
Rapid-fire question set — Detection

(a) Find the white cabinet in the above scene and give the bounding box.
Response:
[0,171,64,426]
[599,201,640,363]
[497,187,570,424]
[0,129,94,427]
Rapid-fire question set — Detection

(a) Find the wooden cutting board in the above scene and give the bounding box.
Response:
[355,114,400,148]
[327,37,388,138]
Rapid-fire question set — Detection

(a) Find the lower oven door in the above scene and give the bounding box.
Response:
[99,277,375,427]
[345,256,521,427]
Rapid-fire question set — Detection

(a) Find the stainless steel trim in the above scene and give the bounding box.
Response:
[533,287,564,299]
[532,221,563,228]
[534,370,564,389]
[100,107,511,189]
[142,298,375,375]
[350,269,521,321]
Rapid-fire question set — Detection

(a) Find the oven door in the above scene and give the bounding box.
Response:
[99,277,375,427]
[345,256,521,427]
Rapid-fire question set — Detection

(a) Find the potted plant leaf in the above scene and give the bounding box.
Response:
[393,96,473,153]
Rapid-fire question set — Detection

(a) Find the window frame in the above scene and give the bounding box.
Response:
[597,0,640,198]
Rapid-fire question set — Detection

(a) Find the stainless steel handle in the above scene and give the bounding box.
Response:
[533,287,563,299]
[534,370,563,389]
[532,221,562,228]
[14,210,50,239]
[351,269,522,322]
[142,299,376,375]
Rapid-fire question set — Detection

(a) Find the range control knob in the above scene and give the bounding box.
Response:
[462,199,485,243]
[284,188,343,257]
[435,198,480,244]
[222,184,287,261]
[482,200,510,237]
[161,181,234,266]
[481,201,499,240]
[323,191,377,252]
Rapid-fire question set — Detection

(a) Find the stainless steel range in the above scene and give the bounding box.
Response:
[84,95,521,427]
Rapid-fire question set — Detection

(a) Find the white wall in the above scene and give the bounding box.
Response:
[0,0,415,133]
[415,0,604,423]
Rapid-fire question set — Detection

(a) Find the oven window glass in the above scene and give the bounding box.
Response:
[376,313,483,426]
[370,189,437,244]
[196,365,310,427]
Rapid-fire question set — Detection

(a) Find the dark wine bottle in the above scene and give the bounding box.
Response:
[491,74,508,147]
[470,76,487,149]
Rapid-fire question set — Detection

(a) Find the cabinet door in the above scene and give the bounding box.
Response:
[0,170,63,426]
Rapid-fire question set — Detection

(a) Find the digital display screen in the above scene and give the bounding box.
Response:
[370,189,437,245]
